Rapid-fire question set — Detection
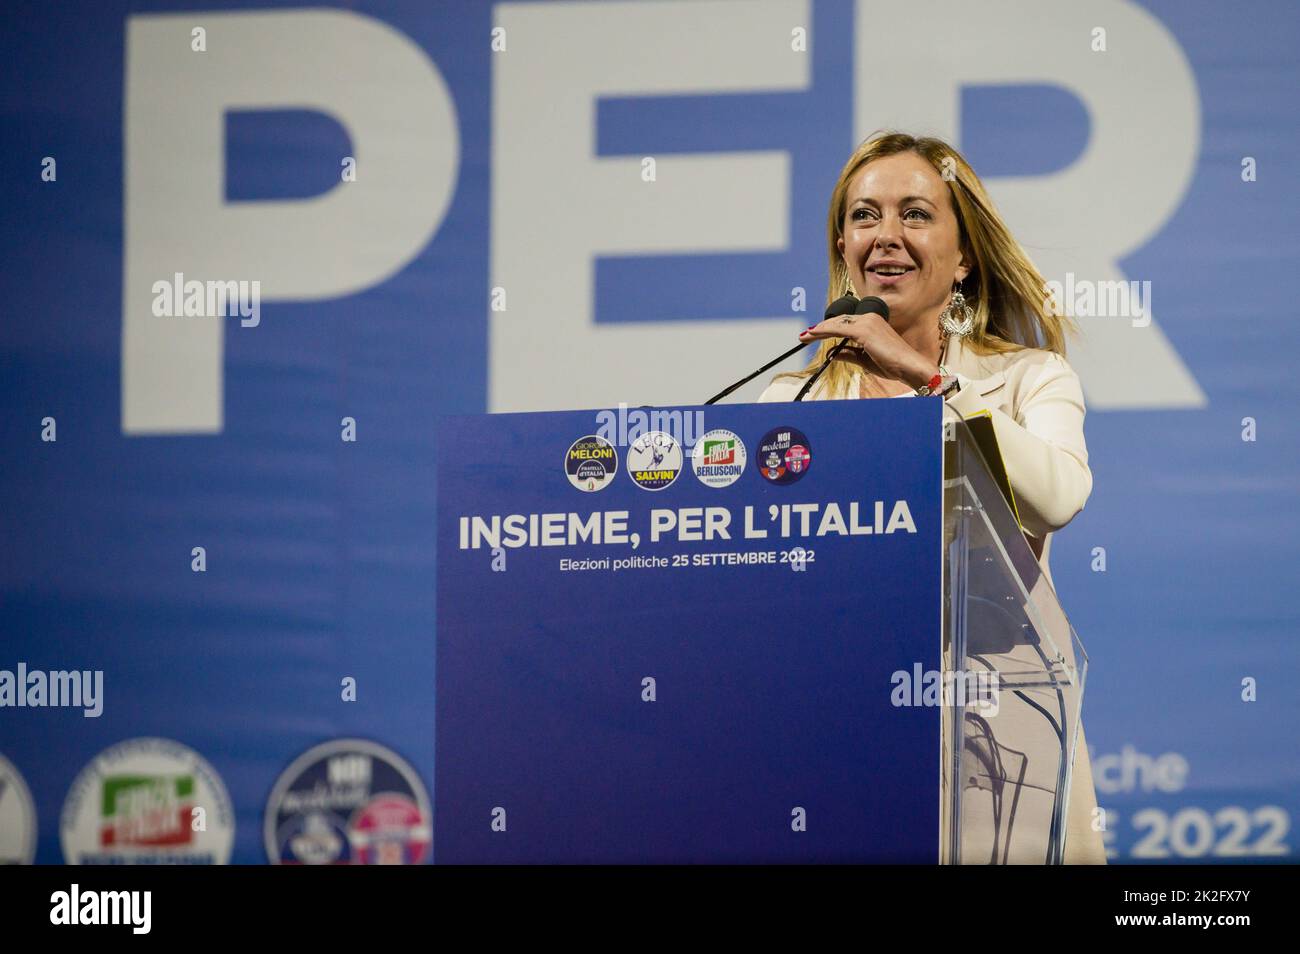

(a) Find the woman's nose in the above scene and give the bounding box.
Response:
[873,214,903,250]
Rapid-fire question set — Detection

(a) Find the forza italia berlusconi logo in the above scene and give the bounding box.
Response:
[691,429,746,488]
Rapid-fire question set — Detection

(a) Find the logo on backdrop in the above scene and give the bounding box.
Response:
[264,739,432,864]
[691,429,746,488]
[758,427,812,485]
[0,753,37,864]
[565,434,618,492]
[627,431,682,491]
[60,737,234,864]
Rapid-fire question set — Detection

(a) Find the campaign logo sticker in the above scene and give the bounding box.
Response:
[565,434,617,492]
[691,429,747,488]
[265,739,431,865]
[627,430,683,491]
[60,737,234,864]
[757,427,812,485]
[0,753,37,864]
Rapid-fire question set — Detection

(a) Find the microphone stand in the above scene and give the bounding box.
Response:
[702,294,861,405]
[703,342,810,405]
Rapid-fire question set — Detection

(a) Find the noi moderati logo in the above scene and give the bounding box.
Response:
[50,884,151,934]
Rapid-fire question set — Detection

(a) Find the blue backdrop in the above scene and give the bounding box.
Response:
[1,0,1297,863]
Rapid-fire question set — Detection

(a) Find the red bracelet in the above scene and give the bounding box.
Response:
[914,372,944,396]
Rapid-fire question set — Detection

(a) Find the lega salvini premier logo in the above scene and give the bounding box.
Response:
[626,431,683,491]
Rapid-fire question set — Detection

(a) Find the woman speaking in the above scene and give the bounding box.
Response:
[760,132,1103,864]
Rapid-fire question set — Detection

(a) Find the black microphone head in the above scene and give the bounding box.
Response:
[854,295,890,321]
[823,294,858,320]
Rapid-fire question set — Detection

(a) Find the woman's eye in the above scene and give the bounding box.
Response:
[851,208,927,222]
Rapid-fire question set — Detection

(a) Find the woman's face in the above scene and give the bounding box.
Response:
[837,152,970,326]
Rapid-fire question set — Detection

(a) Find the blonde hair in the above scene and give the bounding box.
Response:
[780,131,1078,398]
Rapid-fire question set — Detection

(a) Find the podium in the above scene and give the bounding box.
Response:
[435,399,1086,864]
[939,403,1088,864]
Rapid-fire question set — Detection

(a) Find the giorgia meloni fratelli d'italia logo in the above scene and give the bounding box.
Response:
[59,737,235,864]
[627,430,683,491]
[564,434,617,492]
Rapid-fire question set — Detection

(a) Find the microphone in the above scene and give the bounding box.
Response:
[702,294,861,405]
[793,295,889,401]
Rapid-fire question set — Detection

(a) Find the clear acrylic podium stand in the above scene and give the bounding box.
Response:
[939,406,1088,864]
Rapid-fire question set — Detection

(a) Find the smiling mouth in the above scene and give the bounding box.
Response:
[866,265,914,280]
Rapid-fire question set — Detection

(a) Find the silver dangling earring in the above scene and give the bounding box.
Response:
[939,282,974,338]
[843,272,856,298]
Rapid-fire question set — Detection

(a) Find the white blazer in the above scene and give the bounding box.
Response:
[757,334,1106,864]
[756,333,1092,588]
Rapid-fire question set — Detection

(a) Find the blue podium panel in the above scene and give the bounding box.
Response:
[435,400,943,863]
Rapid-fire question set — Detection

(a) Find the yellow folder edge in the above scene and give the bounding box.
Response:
[957,410,1024,530]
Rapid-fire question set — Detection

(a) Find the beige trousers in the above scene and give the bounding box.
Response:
[941,690,1106,864]
[1062,724,1106,864]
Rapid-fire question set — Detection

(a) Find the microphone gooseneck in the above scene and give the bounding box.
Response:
[701,294,862,405]
[702,295,884,405]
